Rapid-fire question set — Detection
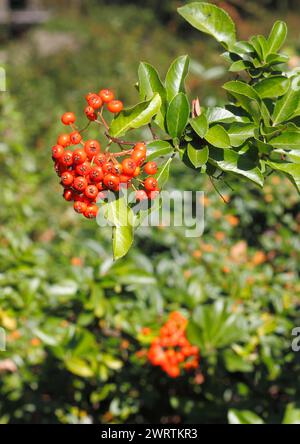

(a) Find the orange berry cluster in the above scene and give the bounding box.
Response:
[51,89,160,219]
[147,312,200,378]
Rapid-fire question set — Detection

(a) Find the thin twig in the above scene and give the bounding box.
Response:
[148,124,158,140]
[97,112,109,130]
[209,176,228,204]
[105,132,136,146]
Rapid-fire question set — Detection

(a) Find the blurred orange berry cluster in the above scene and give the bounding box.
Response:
[147,312,200,378]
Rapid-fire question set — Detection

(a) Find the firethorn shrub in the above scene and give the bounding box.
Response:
[52,2,300,260]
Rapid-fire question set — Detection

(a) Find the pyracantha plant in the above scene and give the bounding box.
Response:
[52,2,300,259]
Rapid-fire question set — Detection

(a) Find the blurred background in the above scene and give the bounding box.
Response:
[0,0,300,424]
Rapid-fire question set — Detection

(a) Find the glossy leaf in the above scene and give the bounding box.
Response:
[206,107,246,124]
[228,410,264,425]
[270,131,300,149]
[146,140,174,161]
[190,114,208,138]
[187,143,209,168]
[109,94,161,137]
[223,80,260,102]
[209,147,264,187]
[102,196,134,260]
[272,82,300,125]
[178,2,236,49]
[268,20,287,54]
[167,93,190,138]
[254,76,290,99]
[227,123,256,147]
[156,157,173,188]
[165,55,190,102]
[267,160,300,192]
[205,124,231,149]
[138,62,167,128]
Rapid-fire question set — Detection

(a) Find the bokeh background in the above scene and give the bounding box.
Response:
[0,0,300,424]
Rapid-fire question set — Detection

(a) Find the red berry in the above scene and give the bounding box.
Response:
[144,177,158,191]
[107,100,123,113]
[112,163,123,175]
[84,106,97,121]
[63,189,74,201]
[103,174,120,191]
[134,142,147,154]
[70,131,82,145]
[73,149,87,165]
[85,184,98,200]
[57,133,71,147]
[99,89,114,103]
[96,181,104,191]
[144,161,158,175]
[119,174,131,183]
[103,161,114,174]
[89,166,104,183]
[85,92,94,101]
[122,158,136,176]
[131,150,146,166]
[54,162,64,177]
[76,161,91,176]
[133,166,141,177]
[52,144,64,160]
[74,201,87,214]
[84,140,101,159]
[84,204,98,219]
[73,176,88,192]
[61,112,76,125]
[61,150,73,167]
[136,190,148,201]
[94,153,107,167]
[61,171,74,187]
[87,93,103,109]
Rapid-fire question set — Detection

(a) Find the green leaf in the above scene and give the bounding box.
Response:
[209,147,264,187]
[227,123,256,147]
[257,35,269,60]
[205,124,231,149]
[109,94,161,137]
[112,226,134,261]
[187,300,248,352]
[102,196,134,260]
[223,80,260,102]
[155,157,173,188]
[138,62,166,101]
[266,53,289,65]
[229,60,252,72]
[65,357,94,378]
[228,409,264,425]
[267,160,300,193]
[187,143,209,168]
[166,93,190,138]
[138,62,167,129]
[178,2,236,49]
[270,131,300,149]
[282,404,300,424]
[268,20,287,54]
[254,76,290,99]
[190,114,208,138]
[146,140,174,161]
[165,55,190,102]
[206,107,246,124]
[223,350,253,373]
[272,81,300,125]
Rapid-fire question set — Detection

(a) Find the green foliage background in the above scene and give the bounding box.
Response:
[0,1,300,424]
